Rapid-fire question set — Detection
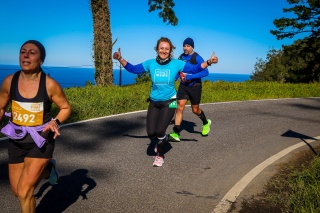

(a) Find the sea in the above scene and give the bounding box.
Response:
[0,64,251,89]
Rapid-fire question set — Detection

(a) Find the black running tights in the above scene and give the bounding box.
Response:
[146,100,176,138]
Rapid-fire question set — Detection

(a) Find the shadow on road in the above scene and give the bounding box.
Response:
[0,140,9,186]
[287,99,320,111]
[35,169,96,213]
[123,134,173,156]
[282,129,319,155]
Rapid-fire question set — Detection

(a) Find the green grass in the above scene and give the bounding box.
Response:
[60,81,320,123]
[2,80,320,212]
[286,157,320,212]
[270,149,320,213]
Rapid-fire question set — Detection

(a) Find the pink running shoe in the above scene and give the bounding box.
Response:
[153,156,164,167]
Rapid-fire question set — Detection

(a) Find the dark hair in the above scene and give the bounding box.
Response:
[154,37,176,58]
[20,40,46,63]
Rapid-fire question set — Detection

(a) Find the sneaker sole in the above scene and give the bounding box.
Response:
[153,162,164,167]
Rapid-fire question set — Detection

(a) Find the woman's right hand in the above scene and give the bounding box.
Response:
[113,48,122,60]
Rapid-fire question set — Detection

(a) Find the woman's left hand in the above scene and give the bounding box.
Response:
[43,120,60,139]
[209,52,218,64]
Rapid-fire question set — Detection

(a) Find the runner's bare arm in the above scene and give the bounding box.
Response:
[0,75,12,122]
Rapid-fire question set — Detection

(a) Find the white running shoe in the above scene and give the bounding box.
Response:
[153,156,164,167]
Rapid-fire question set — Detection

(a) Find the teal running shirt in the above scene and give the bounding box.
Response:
[123,58,204,101]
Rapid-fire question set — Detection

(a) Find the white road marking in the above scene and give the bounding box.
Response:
[212,136,320,213]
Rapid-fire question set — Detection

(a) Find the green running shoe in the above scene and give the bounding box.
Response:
[201,119,211,136]
[169,132,180,142]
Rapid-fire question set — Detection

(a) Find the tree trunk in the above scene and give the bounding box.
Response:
[91,0,113,86]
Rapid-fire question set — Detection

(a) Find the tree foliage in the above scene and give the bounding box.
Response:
[135,72,152,84]
[251,49,288,83]
[148,0,178,26]
[271,0,320,40]
[252,0,320,83]
[251,37,320,83]
[283,37,320,82]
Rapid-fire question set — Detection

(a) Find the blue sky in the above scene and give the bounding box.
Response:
[0,0,299,74]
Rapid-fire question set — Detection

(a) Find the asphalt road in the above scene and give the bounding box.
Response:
[1,98,320,213]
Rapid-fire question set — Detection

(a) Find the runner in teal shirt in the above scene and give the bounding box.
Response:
[113,37,218,167]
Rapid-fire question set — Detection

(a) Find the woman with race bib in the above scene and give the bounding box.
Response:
[113,37,218,167]
[0,40,71,212]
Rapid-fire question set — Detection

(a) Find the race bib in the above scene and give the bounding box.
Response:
[11,100,44,126]
[169,100,178,108]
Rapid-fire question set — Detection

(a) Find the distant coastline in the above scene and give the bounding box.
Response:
[0,64,251,88]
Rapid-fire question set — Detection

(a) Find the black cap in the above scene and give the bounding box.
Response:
[183,37,194,49]
[21,40,46,62]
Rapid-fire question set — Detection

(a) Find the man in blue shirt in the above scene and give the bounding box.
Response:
[169,37,212,142]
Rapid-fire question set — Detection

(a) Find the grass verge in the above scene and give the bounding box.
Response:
[60,81,320,123]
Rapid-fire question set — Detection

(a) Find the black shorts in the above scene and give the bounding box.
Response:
[177,82,202,105]
[8,133,55,164]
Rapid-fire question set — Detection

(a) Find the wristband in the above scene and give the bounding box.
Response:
[54,118,61,125]
[52,118,61,129]
[206,60,212,66]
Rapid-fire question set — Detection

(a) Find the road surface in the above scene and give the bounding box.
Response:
[1,98,319,213]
